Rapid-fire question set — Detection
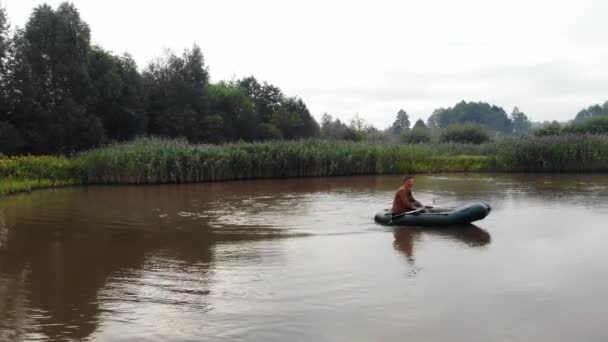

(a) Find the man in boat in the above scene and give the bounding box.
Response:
[392,176,424,215]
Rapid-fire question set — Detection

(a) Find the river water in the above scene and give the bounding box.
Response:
[1,174,608,341]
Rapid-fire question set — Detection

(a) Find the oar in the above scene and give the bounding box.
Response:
[391,207,425,218]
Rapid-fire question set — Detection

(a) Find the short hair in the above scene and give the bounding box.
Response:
[403,175,414,181]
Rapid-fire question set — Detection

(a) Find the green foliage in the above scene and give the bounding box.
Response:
[496,135,608,172]
[391,109,410,135]
[534,117,608,136]
[0,3,322,155]
[75,138,495,184]
[5,2,104,153]
[0,178,77,196]
[534,121,563,136]
[564,117,608,135]
[5,135,608,196]
[208,82,257,141]
[321,114,360,141]
[574,101,608,121]
[272,97,320,139]
[0,155,78,180]
[412,119,429,130]
[440,124,491,144]
[510,107,531,135]
[428,101,512,133]
[48,98,106,153]
[256,123,283,140]
[238,76,283,122]
[143,45,209,141]
[401,128,431,144]
[89,48,146,141]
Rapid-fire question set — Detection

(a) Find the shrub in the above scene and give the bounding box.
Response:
[401,128,431,144]
[564,117,608,135]
[440,124,491,144]
[534,121,563,136]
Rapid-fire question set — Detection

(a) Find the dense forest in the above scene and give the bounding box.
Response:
[0,2,606,156]
[0,3,319,154]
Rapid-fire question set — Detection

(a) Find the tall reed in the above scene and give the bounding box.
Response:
[496,135,608,172]
[3,135,608,196]
[77,138,492,184]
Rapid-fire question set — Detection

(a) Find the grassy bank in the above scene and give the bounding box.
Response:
[0,156,80,196]
[2,135,608,196]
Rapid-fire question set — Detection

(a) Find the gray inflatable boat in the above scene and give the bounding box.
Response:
[374,202,491,227]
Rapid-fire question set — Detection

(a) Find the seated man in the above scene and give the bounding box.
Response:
[391,176,424,215]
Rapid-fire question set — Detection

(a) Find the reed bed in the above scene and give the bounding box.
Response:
[77,138,493,184]
[496,134,608,172]
[2,135,608,196]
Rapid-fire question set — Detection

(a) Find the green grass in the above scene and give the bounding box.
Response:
[0,178,78,196]
[2,135,608,196]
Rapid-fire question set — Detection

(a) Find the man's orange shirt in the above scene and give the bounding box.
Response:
[391,186,418,214]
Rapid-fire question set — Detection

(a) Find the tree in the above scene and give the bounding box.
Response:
[208,82,257,141]
[510,107,531,135]
[349,114,364,131]
[534,121,563,136]
[6,2,104,153]
[412,119,429,130]
[320,113,359,141]
[238,76,283,123]
[256,123,283,140]
[391,109,410,135]
[321,113,333,130]
[46,98,105,153]
[143,45,209,141]
[536,117,608,136]
[235,76,319,140]
[24,3,94,105]
[0,5,10,122]
[0,5,8,81]
[88,48,146,141]
[574,101,608,121]
[1,2,325,153]
[440,123,491,144]
[272,97,319,139]
[427,101,512,133]
[401,129,431,144]
[565,116,608,134]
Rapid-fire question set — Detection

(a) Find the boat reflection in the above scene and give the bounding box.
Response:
[392,224,491,264]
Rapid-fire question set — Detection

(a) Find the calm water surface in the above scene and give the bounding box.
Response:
[1,174,608,341]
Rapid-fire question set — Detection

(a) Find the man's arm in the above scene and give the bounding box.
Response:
[407,189,423,208]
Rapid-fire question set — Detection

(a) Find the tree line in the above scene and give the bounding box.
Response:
[0,3,319,154]
[1,3,607,155]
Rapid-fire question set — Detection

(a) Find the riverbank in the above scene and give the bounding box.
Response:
[2,135,608,196]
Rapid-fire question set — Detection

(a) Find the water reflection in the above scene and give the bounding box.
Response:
[0,187,302,341]
[392,224,491,262]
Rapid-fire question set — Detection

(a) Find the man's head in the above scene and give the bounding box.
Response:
[403,176,414,188]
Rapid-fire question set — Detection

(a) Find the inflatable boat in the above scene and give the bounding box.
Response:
[374,202,491,227]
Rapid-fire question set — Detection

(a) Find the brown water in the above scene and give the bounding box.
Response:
[1,174,608,341]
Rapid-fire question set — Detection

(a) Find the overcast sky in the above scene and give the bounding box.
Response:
[4,0,608,127]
